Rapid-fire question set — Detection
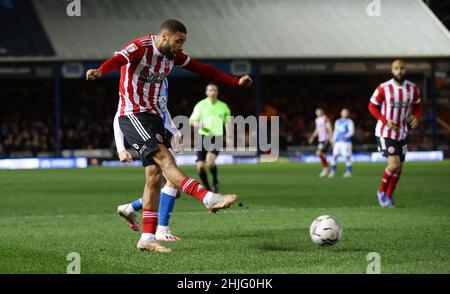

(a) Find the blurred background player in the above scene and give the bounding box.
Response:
[368,59,423,208]
[86,19,252,252]
[189,83,232,193]
[308,108,333,177]
[115,79,183,241]
[329,108,354,178]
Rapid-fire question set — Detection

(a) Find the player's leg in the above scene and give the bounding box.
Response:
[196,135,211,190]
[196,159,211,191]
[116,116,154,232]
[377,155,401,206]
[376,137,394,206]
[385,142,405,207]
[317,143,329,177]
[151,143,237,213]
[206,151,219,192]
[137,165,171,252]
[342,143,352,177]
[329,143,339,178]
[155,176,181,241]
[117,113,171,252]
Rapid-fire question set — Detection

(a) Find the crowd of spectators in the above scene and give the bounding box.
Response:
[0,76,442,158]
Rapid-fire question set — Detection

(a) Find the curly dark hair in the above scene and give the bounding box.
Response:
[160,19,187,34]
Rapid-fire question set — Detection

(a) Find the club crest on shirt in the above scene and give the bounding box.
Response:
[156,133,164,143]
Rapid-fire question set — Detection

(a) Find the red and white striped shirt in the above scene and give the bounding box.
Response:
[114,35,190,117]
[370,79,421,141]
[315,115,331,142]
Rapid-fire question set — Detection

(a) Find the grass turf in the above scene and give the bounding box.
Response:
[0,161,449,273]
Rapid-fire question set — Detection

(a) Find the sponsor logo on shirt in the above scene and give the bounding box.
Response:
[138,71,167,84]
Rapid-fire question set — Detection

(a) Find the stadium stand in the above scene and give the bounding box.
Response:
[0,0,54,57]
[0,0,449,159]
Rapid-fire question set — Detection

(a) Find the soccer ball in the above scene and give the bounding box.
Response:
[309,215,342,246]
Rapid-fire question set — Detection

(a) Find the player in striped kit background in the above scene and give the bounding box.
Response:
[368,59,423,208]
[308,108,333,177]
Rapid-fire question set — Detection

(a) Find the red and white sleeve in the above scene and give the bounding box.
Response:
[369,85,385,106]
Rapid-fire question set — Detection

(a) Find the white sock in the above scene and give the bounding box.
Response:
[126,203,135,213]
[161,186,177,197]
[141,233,155,241]
[202,191,216,207]
[345,160,352,169]
[157,225,169,232]
[330,158,336,167]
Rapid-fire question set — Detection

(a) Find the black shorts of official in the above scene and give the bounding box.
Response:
[317,141,330,152]
[376,137,407,162]
[196,135,222,162]
[119,112,168,167]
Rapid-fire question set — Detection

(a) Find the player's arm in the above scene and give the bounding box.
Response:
[175,53,252,87]
[325,118,333,142]
[368,86,399,132]
[189,103,205,130]
[164,108,181,137]
[346,120,355,139]
[113,113,132,162]
[308,128,317,144]
[331,121,338,144]
[410,86,423,129]
[189,119,202,129]
[163,108,183,153]
[86,42,143,80]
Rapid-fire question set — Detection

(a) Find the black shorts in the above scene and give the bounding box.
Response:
[119,112,166,167]
[376,137,407,162]
[317,141,330,152]
[196,135,222,162]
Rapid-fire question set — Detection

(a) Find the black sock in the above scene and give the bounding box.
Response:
[210,165,218,184]
[198,169,211,190]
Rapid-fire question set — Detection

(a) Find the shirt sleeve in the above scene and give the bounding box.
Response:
[412,85,421,104]
[332,121,338,141]
[346,120,355,138]
[370,85,385,106]
[189,103,202,121]
[114,41,144,64]
[164,108,181,136]
[182,58,240,86]
[368,103,387,124]
[98,40,144,75]
[174,51,191,67]
[113,112,126,153]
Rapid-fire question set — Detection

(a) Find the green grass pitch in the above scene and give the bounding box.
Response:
[0,161,449,273]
